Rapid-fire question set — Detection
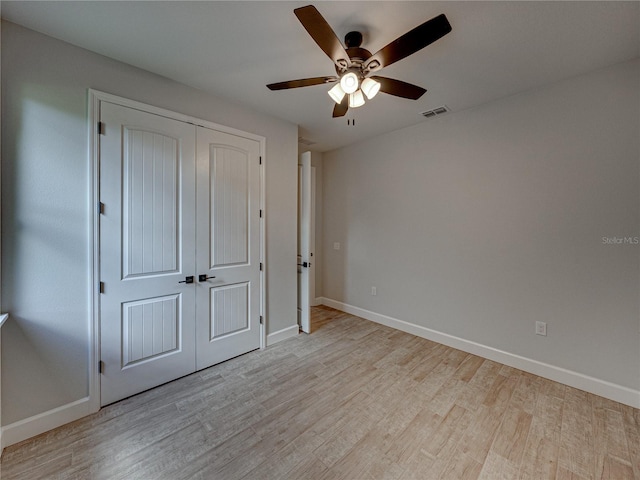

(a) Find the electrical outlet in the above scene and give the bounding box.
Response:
[535,321,547,336]
[333,242,341,250]
[371,286,377,296]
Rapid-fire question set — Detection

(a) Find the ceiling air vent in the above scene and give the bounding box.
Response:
[421,105,449,118]
[298,137,316,146]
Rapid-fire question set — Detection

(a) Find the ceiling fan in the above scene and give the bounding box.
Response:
[267,5,452,118]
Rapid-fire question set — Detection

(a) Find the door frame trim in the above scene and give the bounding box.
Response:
[88,89,267,412]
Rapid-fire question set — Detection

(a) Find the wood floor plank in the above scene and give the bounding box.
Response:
[556,466,590,480]
[4,452,73,480]
[558,388,597,479]
[458,404,505,464]
[384,408,443,464]
[598,454,636,480]
[491,405,533,464]
[530,388,565,444]
[406,346,446,382]
[101,421,209,480]
[518,436,559,480]
[483,373,518,411]
[510,372,544,414]
[421,404,469,457]
[478,451,520,480]
[621,404,640,478]
[439,450,484,480]
[316,429,404,480]
[283,455,329,479]
[453,354,485,382]
[313,406,377,468]
[1,306,638,480]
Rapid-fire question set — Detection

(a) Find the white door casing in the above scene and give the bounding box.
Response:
[297,152,311,333]
[96,96,264,406]
[309,166,317,306]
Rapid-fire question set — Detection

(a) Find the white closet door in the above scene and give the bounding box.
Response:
[99,102,196,406]
[194,127,261,369]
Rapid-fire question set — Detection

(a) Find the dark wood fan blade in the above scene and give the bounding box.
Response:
[294,5,350,69]
[332,96,349,117]
[371,76,427,100]
[364,14,451,72]
[267,76,338,90]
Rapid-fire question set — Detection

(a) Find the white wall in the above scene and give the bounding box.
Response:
[1,21,298,427]
[322,59,640,399]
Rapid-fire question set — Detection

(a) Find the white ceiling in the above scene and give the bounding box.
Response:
[3,1,639,152]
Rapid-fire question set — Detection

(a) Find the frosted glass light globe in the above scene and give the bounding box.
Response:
[340,72,359,94]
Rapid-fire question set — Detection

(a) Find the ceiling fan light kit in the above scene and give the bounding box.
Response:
[266,5,452,118]
[328,82,346,103]
[361,77,381,100]
[340,71,359,94]
[328,74,380,107]
[349,90,366,108]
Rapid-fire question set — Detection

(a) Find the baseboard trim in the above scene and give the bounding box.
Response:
[266,324,299,346]
[1,397,93,449]
[319,297,640,409]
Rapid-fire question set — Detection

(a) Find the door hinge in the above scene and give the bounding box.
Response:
[99,281,105,294]
[260,262,263,271]
[259,156,262,165]
[97,121,105,135]
[259,209,263,218]
[259,315,263,325]
[98,202,105,215]
[99,360,105,374]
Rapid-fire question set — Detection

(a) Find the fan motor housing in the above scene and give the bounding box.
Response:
[346,47,372,63]
[344,31,363,48]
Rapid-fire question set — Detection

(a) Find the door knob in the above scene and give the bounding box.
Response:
[178,276,194,284]
[199,274,216,282]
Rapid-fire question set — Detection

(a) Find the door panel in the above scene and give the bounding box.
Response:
[210,145,249,268]
[100,102,196,406]
[195,127,261,370]
[297,152,311,333]
[121,294,180,367]
[122,129,180,278]
[210,282,249,339]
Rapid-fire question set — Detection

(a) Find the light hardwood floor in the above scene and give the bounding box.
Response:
[1,306,638,479]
